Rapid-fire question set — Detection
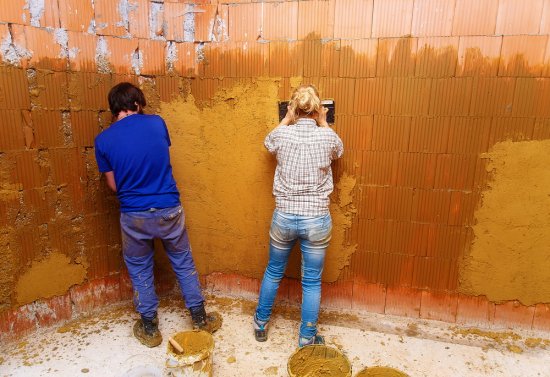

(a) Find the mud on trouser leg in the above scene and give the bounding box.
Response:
[124,253,159,319]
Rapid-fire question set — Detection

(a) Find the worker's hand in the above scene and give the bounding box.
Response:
[316,106,329,128]
[280,106,294,126]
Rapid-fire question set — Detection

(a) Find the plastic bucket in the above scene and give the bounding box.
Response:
[165,330,214,377]
[355,366,409,377]
[287,345,352,377]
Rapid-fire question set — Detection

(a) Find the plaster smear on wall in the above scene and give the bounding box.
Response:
[160,80,356,282]
[459,140,550,305]
[16,252,87,305]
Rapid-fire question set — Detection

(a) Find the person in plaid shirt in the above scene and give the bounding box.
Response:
[254,85,344,347]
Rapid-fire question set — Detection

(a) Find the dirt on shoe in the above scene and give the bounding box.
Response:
[133,319,162,348]
[194,311,222,334]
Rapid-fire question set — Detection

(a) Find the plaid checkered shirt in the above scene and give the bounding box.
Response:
[264,118,344,217]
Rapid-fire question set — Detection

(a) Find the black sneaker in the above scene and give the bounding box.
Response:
[189,304,222,333]
[298,334,325,347]
[133,314,162,348]
[253,314,268,342]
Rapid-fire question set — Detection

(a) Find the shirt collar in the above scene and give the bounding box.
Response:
[295,118,317,126]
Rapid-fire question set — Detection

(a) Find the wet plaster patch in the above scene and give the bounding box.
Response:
[160,80,356,282]
[15,252,87,305]
[459,140,550,305]
[2,294,550,377]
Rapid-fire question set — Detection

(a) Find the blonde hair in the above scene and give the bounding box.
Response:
[288,85,321,122]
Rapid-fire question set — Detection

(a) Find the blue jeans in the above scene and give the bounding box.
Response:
[255,210,332,338]
[120,205,204,319]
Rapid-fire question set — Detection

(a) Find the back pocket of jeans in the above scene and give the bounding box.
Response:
[161,207,182,221]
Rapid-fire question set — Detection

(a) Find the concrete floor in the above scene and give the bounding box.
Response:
[1,294,549,377]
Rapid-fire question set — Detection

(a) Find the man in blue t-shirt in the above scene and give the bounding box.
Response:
[95,82,220,348]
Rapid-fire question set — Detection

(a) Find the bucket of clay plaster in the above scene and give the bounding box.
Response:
[355,366,409,377]
[287,345,352,377]
[165,330,214,377]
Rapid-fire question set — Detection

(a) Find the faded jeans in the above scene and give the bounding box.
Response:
[120,205,204,319]
[255,210,332,338]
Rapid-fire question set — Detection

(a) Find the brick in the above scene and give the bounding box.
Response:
[371,116,411,151]
[429,78,473,116]
[0,66,30,109]
[297,0,335,40]
[68,72,112,111]
[456,36,502,77]
[32,110,65,148]
[377,38,417,77]
[95,0,129,37]
[59,0,95,33]
[385,286,421,318]
[269,41,304,77]
[409,116,449,153]
[533,304,550,332]
[67,31,98,73]
[413,257,452,291]
[262,1,298,40]
[489,117,535,146]
[452,0,499,36]
[173,42,199,77]
[416,37,459,78]
[70,276,122,315]
[128,0,150,39]
[0,0,27,24]
[104,36,139,74]
[372,0,414,38]
[334,0,373,39]
[496,0,544,35]
[378,253,415,286]
[339,39,377,78]
[470,77,515,116]
[72,110,100,147]
[411,0,455,37]
[352,281,386,313]
[30,70,70,110]
[139,39,166,75]
[395,153,437,189]
[420,290,458,323]
[434,154,477,191]
[357,151,399,186]
[456,294,495,327]
[448,191,478,226]
[492,300,535,330]
[25,26,67,71]
[0,109,26,150]
[390,78,431,115]
[499,36,547,77]
[354,78,393,115]
[447,117,491,153]
[228,3,262,42]
[511,78,550,118]
[411,189,451,224]
[333,115,373,151]
[322,281,353,309]
[195,4,218,42]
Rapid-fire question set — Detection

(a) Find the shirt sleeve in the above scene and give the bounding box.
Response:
[161,117,171,146]
[94,137,113,173]
[264,126,281,154]
[331,131,344,160]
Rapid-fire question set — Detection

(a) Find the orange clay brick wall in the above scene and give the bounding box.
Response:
[1,0,550,341]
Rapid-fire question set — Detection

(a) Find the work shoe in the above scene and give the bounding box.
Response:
[298,334,325,347]
[133,315,162,348]
[253,314,268,342]
[189,304,222,333]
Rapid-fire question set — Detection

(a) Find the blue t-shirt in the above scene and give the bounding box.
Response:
[94,114,180,212]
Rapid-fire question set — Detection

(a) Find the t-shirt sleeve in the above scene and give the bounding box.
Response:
[264,126,281,154]
[94,137,113,173]
[161,118,171,146]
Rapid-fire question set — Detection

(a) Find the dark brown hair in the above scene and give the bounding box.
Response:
[108,82,146,118]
